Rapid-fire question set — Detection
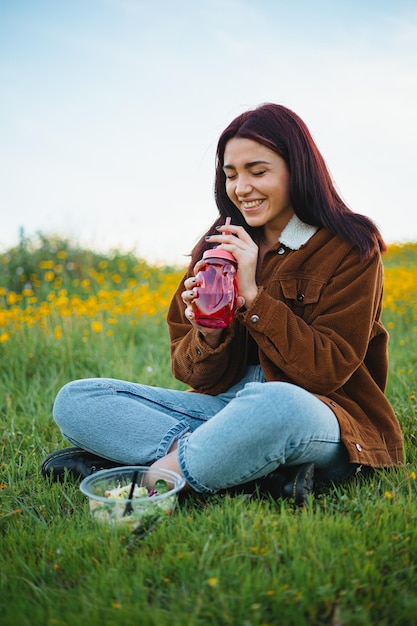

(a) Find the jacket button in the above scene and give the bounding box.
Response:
[250,315,260,324]
[296,293,305,302]
[355,443,362,452]
[277,247,285,255]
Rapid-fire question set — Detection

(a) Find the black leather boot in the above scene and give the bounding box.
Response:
[41,447,127,481]
[219,463,315,506]
[259,462,315,506]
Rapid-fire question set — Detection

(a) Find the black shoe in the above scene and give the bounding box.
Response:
[260,462,315,506]
[41,447,125,481]
[219,462,314,506]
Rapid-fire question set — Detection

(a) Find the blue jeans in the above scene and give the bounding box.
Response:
[53,365,353,493]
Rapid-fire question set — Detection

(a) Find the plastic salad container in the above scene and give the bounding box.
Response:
[80,466,185,531]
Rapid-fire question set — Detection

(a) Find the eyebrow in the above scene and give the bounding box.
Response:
[223,160,272,171]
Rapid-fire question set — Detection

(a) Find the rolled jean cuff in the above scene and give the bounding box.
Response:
[177,436,215,494]
[156,421,190,459]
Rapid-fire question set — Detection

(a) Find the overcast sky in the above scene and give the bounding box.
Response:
[1,0,416,264]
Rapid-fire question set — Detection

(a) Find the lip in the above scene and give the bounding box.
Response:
[240,199,265,213]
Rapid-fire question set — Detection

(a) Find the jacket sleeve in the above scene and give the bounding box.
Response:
[167,273,248,393]
[236,248,384,395]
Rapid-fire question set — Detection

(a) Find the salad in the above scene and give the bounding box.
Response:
[104,478,168,499]
[89,479,173,530]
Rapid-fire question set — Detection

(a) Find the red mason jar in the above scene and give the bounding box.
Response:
[192,248,238,329]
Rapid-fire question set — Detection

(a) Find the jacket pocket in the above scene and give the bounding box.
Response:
[279,276,325,317]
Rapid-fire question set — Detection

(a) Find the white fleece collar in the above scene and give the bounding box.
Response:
[279,214,318,250]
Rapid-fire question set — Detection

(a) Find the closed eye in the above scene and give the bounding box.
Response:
[224,170,266,180]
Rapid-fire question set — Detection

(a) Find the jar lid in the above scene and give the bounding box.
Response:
[203,248,237,263]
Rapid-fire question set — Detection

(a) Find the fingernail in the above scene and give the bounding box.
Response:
[205,236,211,240]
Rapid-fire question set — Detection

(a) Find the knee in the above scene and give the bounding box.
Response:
[53,381,78,427]
[238,381,327,432]
[53,379,97,428]
[53,378,118,426]
[240,381,305,415]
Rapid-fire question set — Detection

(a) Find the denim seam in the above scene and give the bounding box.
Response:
[156,422,190,459]
[177,437,214,493]
[286,436,342,448]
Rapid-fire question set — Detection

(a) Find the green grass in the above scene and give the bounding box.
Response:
[1,241,417,626]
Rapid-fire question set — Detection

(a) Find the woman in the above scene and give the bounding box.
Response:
[42,103,404,505]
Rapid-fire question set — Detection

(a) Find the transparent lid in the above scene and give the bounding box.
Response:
[202,248,237,263]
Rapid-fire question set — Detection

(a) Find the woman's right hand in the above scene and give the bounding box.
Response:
[181,265,224,348]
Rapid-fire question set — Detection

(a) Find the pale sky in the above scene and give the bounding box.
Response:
[1,0,416,264]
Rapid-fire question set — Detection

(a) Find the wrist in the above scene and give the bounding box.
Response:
[241,287,259,310]
[199,329,224,348]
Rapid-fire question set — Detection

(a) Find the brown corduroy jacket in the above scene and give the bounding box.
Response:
[167,224,404,468]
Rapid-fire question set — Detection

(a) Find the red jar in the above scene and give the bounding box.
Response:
[192,249,238,329]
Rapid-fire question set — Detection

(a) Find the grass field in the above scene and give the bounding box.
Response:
[1,234,416,625]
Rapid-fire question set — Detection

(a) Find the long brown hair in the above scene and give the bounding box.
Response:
[192,103,385,264]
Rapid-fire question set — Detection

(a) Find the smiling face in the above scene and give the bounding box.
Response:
[223,137,294,241]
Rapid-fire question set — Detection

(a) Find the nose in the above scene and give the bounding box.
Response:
[235,174,253,197]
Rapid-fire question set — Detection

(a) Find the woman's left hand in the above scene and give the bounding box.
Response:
[206,223,259,309]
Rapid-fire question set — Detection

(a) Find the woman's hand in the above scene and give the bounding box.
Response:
[181,268,224,348]
[205,223,259,309]
[181,224,260,346]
